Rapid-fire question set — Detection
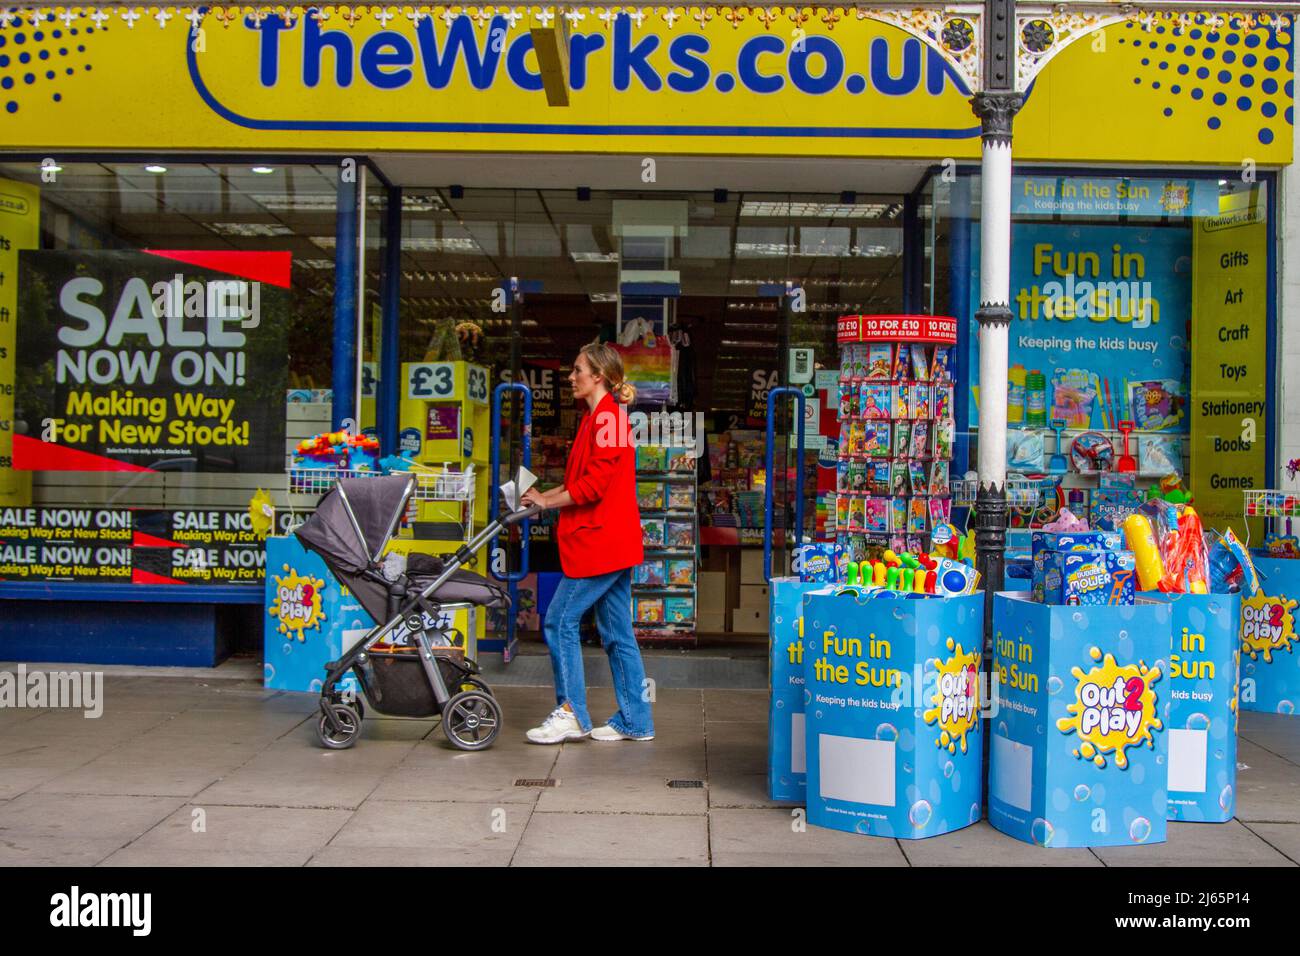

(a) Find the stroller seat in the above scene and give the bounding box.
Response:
[404,552,510,609]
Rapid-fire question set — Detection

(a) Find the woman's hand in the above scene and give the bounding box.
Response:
[521,488,549,509]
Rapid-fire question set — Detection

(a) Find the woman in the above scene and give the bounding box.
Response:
[520,343,655,744]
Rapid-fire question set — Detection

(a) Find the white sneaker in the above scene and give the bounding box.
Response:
[590,724,655,742]
[525,707,589,745]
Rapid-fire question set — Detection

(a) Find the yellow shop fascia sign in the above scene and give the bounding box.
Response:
[0,5,1293,164]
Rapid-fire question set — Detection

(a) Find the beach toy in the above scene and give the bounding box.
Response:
[1123,512,1164,591]
[1156,505,1210,594]
[1048,419,1068,474]
[1116,420,1137,473]
[1070,431,1114,473]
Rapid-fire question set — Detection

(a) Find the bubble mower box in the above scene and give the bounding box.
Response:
[989,593,1172,848]
[1240,555,1300,717]
[768,578,835,803]
[1150,592,1241,823]
[800,589,985,839]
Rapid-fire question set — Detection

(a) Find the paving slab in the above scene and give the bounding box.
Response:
[702,689,768,723]
[1235,740,1300,822]
[35,742,257,797]
[368,764,546,805]
[898,821,1104,866]
[121,804,352,854]
[99,847,314,866]
[329,799,529,854]
[194,768,384,810]
[550,738,707,778]
[1092,820,1295,867]
[534,771,709,815]
[0,792,186,842]
[307,845,517,867]
[707,772,791,809]
[512,811,708,866]
[710,808,908,866]
[0,836,124,867]
[1239,822,1300,864]
[704,721,768,776]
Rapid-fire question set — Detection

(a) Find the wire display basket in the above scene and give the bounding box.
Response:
[1243,489,1300,519]
[287,462,478,540]
[288,465,383,497]
[950,478,1043,508]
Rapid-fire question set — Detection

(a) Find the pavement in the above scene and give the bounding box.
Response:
[0,666,1297,866]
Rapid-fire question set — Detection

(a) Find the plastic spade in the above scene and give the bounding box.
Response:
[1048,419,1068,474]
[1117,420,1137,473]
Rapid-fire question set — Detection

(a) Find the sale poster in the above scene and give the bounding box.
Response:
[14,249,288,474]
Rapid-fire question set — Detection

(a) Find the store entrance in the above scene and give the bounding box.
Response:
[394,187,915,650]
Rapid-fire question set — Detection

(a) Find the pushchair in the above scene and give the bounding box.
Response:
[294,470,542,751]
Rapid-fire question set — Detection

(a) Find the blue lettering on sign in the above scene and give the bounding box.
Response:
[870,36,922,95]
[613,13,662,91]
[361,31,415,89]
[507,33,543,90]
[667,34,711,93]
[246,12,973,105]
[568,32,606,91]
[737,35,785,93]
[789,35,844,94]
[416,15,506,89]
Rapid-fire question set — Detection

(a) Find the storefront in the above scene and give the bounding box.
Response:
[0,4,1292,665]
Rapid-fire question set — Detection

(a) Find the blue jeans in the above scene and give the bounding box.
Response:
[543,568,654,736]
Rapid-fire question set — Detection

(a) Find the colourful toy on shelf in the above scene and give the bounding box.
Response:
[1116,420,1137,473]
[1208,528,1261,594]
[1070,431,1114,473]
[1146,503,1209,594]
[292,430,381,471]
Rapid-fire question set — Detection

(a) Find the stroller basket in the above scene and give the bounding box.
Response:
[365,647,468,718]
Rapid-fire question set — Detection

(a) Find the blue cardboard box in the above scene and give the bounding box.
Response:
[1031,530,1123,556]
[263,535,363,695]
[801,589,984,839]
[989,593,1172,848]
[1240,556,1300,716]
[793,543,846,584]
[1041,550,1136,606]
[768,579,832,802]
[1158,593,1241,822]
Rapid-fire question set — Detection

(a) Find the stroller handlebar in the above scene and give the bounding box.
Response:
[500,503,547,527]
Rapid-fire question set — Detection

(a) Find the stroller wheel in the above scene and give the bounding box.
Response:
[317,703,361,750]
[441,690,502,751]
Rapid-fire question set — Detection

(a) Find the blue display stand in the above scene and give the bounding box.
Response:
[263,536,365,694]
[768,579,832,803]
[989,593,1172,848]
[801,589,984,839]
[1241,556,1300,716]
[1157,593,1241,823]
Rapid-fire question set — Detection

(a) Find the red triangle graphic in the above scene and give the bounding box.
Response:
[13,434,155,473]
[143,249,292,288]
[132,567,185,585]
[133,530,185,549]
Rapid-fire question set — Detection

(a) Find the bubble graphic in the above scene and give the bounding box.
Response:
[1186,712,1212,732]
[855,819,873,835]
[263,663,275,681]
[308,678,323,693]
[1072,612,1083,624]
[1074,784,1092,801]
[909,800,933,828]
[902,762,913,774]
[1129,817,1153,843]
[282,642,293,656]
[970,803,982,824]
[997,721,1009,737]
[876,723,898,742]
[804,689,812,706]
[1048,675,1064,695]
[943,761,955,778]
[1031,818,1055,847]
[1219,785,1234,812]
[814,709,823,720]
[1279,700,1296,715]
[1214,749,1225,760]
[775,698,785,709]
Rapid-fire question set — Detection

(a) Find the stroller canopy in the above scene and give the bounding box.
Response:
[296,475,414,574]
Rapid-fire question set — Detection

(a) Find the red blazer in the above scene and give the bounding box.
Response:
[557,392,644,578]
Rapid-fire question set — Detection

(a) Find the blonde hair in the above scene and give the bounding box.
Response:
[579,342,636,404]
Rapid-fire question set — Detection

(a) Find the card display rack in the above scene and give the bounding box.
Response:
[632,445,699,647]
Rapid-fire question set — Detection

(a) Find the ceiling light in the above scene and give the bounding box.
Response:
[251,166,276,175]
[144,164,167,174]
